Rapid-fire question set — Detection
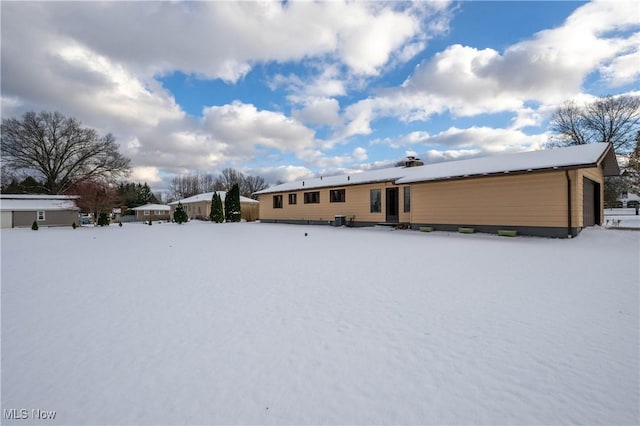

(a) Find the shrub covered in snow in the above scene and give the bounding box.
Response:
[224,184,241,222]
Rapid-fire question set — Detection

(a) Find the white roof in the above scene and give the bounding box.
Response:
[169,191,258,205]
[254,167,407,195]
[0,194,80,200]
[256,143,618,194]
[398,143,618,184]
[131,203,171,211]
[0,198,79,211]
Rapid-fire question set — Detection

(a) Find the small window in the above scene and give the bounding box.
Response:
[273,195,283,209]
[370,189,381,213]
[330,189,346,203]
[404,186,411,213]
[304,191,320,204]
[37,211,45,221]
[288,193,297,205]
[144,210,150,216]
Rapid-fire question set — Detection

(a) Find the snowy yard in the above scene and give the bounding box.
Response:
[1,221,638,425]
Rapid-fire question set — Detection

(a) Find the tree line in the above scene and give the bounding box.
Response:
[168,168,268,201]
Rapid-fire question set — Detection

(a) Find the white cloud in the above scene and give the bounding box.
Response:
[201,101,317,157]
[292,98,342,127]
[352,147,368,162]
[130,167,162,184]
[340,1,640,138]
[252,165,314,185]
[372,126,549,163]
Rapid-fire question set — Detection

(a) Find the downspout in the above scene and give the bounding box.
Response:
[565,170,572,238]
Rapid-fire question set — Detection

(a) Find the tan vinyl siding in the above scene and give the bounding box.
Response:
[259,181,402,223]
[574,166,604,228]
[409,171,569,227]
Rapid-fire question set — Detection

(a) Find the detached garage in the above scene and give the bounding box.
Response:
[0,194,80,228]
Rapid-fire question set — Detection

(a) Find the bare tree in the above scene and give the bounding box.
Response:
[625,131,640,195]
[550,95,640,154]
[66,178,119,220]
[169,175,200,200]
[1,111,130,194]
[169,168,269,200]
[242,175,268,198]
[214,168,244,191]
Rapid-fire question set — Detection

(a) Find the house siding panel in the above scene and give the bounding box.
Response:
[409,171,568,227]
[12,210,77,228]
[574,167,604,228]
[259,182,402,224]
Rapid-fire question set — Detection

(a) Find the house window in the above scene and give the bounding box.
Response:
[370,189,381,213]
[288,193,297,205]
[404,186,411,213]
[144,210,150,216]
[304,191,320,204]
[37,211,45,221]
[155,210,162,215]
[273,195,283,209]
[330,189,346,203]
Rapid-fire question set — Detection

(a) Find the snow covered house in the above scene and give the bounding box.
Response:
[0,194,80,228]
[168,191,259,221]
[131,204,171,221]
[255,143,620,238]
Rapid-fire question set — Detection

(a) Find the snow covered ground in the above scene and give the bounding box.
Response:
[2,221,638,425]
[604,208,640,229]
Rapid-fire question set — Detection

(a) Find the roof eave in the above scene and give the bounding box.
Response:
[598,143,621,176]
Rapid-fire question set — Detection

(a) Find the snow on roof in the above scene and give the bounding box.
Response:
[254,167,407,195]
[0,194,80,200]
[256,143,618,194]
[0,198,79,212]
[131,204,171,211]
[397,143,618,184]
[168,191,259,205]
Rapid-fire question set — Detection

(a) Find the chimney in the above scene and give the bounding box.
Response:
[404,156,424,167]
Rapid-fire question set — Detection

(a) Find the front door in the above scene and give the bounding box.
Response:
[385,188,399,223]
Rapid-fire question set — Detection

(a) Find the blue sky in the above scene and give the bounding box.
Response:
[1,1,638,194]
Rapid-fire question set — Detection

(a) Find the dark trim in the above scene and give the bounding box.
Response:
[259,218,379,227]
[566,170,572,238]
[410,223,582,239]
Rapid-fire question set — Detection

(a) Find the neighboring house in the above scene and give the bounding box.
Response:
[255,143,619,238]
[131,204,171,221]
[0,194,80,228]
[168,191,259,221]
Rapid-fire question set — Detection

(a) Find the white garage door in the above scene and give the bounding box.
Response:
[1,211,13,229]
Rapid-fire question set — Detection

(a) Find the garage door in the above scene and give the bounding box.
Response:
[1,211,13,229]
[583,177,600,227]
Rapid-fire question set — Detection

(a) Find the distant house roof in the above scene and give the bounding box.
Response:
[168,191,259,205]
[131,203,170,211]
[255,143,619,195]
[0,194,80,211]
